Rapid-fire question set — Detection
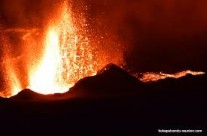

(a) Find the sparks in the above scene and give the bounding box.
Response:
[28,1,98,94]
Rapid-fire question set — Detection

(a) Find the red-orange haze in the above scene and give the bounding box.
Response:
[0,1,123,97]
[0,0,205,98]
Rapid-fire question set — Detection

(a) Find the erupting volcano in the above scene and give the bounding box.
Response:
[0,0,205,98]
[0,0,123,97]
[0,1,207,135]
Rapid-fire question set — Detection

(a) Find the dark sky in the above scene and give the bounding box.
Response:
[0,0,207,73]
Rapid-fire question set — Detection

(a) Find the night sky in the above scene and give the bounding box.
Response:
[0,0,207,73]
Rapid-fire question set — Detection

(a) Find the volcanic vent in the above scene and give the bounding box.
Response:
[0,0,123,97]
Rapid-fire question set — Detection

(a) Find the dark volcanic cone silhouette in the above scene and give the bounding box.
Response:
[0,64,206,135]
[68,63,143,97]
[0,63,143,101]
[1,63,206,100]
[9,89,43,101]
[8,89,62,102]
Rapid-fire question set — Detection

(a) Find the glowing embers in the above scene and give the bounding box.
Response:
[0,57,23,98]
[28,2,95,94]
[28,28,70,94]
[0,0,121,97]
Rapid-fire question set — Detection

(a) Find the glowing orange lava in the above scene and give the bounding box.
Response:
[28,1,99,94]
[139,70,205,82]
[0,0,123,97]
[28,28,70,94]
[0,55,23,98]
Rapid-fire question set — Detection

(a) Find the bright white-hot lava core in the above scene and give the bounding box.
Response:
[28,1,98,94]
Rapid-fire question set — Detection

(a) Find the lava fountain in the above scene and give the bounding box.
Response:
[28,1,100,94]
[0,0,123,98]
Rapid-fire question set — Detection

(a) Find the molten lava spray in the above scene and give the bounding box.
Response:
[28,1,97,94]
[0,0,123,97]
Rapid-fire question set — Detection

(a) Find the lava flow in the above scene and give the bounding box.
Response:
[139,70,205,82]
